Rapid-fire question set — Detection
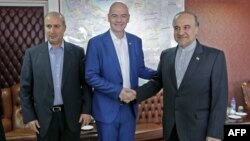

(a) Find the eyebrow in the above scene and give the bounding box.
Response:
[45,24,62,28]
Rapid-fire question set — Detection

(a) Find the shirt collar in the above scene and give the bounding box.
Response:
[48,41,65,51]
[178,40,197,52]
[109,29,127,41]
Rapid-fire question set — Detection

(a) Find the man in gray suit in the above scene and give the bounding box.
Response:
[20,12,92,141]
[136,11,228,141]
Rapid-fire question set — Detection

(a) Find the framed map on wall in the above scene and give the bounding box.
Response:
[60,0,184,83]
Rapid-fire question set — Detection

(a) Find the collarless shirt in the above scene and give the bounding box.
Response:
[175,40,196,89]
[110,30,131,88]
[48,42,64,105]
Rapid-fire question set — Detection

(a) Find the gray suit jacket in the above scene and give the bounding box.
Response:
[20,41,92,137]
[137,40,228,141]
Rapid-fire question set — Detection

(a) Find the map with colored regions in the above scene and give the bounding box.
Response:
[60,0,184,84]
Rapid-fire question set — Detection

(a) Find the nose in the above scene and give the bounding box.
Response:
[50,26,56,32]
[116,16,122,22]
[178,28,185,35]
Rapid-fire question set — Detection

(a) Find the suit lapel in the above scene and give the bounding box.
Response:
[169,48,178,90]
[179,41,203,90]
[40,42,53,88]
[103,31,122,78]
[126,33,135,86]
[61,41,72,87]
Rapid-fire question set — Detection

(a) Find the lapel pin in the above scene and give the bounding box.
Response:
[129,42,132,45]
[196,57,200,60]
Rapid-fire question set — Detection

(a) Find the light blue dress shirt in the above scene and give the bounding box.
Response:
[48,42,64,105]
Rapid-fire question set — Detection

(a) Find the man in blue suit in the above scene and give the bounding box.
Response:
[136,11,228,141]
[85,2,156,141]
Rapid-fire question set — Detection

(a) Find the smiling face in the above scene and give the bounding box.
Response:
[173,12,199,47]
[108,2,130,38]
[44,13,66,48]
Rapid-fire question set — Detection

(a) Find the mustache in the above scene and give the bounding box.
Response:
[177,35,188,38]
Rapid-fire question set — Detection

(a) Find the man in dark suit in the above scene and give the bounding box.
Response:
[0,86,6,141]
[20,12,92,141]
[136,11,228,141]
[85,2,155,141]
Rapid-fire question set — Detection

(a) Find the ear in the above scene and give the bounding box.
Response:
[63,25,66,32]
[108,14,111,23]
[195,26,199,35]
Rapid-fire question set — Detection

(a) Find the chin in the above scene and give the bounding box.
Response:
[178,41,190,47]
[113,29,124,33]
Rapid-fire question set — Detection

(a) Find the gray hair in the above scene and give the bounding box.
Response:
[173,11,199,27]
[44,11,66,26]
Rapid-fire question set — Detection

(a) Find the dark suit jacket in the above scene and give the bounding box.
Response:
[0,86,6,141]
[85,30,155,123]
[0,86,3,117]
[20,41,92,137]
[137,40,228,141]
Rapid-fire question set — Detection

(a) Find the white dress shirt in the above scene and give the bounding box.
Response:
[110,30,131,88]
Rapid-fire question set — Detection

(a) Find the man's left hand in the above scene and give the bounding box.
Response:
[79,114,92,126]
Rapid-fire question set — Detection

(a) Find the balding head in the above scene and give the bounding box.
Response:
[108,2,129,15]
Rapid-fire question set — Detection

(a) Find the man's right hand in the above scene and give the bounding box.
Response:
[119,88,136,103]
[27,120,40,134]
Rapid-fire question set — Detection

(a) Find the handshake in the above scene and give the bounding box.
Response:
[119,88,137,103]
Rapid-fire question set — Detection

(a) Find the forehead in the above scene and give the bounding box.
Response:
[45,15,63,24]
[174,13,196,26]
[109,3,129,14]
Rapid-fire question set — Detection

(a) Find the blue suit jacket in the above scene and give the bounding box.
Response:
[85,30,155,123]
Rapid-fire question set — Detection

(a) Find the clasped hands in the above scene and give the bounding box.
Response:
[119,88,136,103]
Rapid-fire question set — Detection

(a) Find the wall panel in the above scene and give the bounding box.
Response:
[0,7,44,87]
[185,0,250,107]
